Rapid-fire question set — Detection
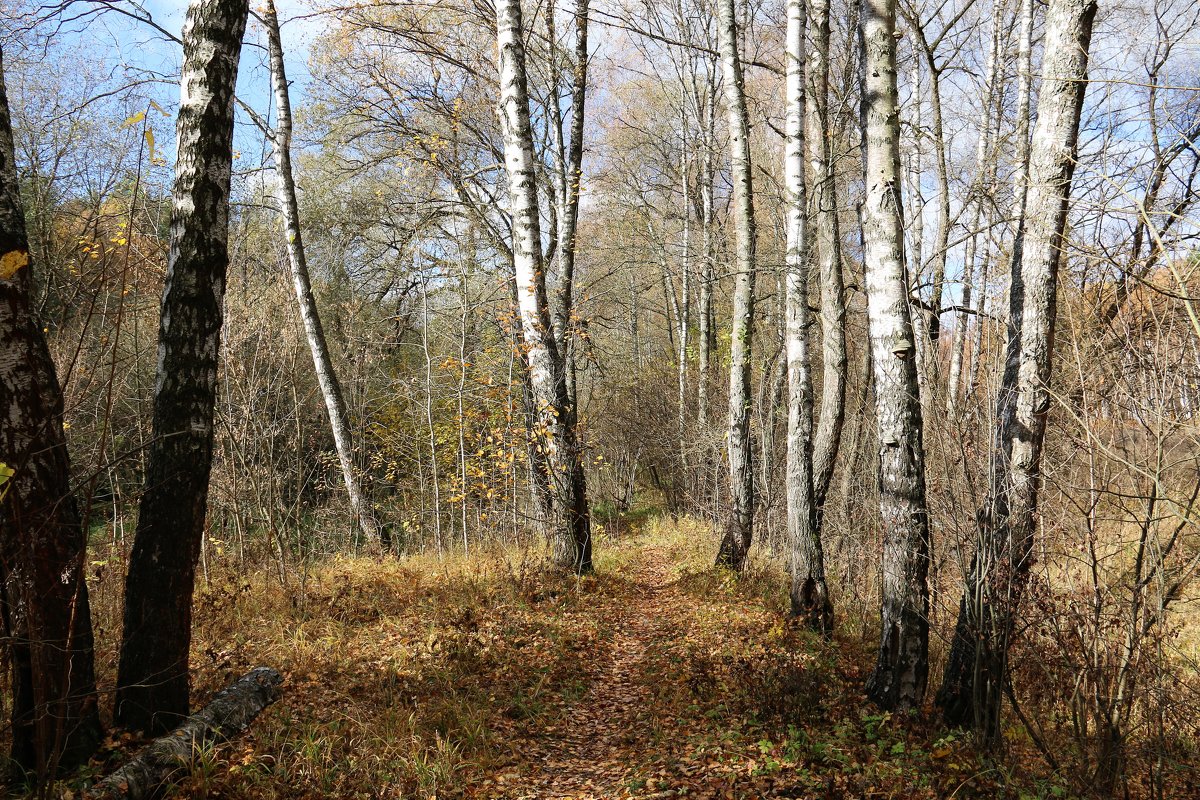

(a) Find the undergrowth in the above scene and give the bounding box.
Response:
[34,515,1172,798]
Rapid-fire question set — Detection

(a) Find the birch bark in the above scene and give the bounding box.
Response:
[806,0,846,511]
[946,0,1005,416]
[496,0,592,573]
[264,0,379,545]
[784,0,832,631]
[116,0,250,734]
[860,0,932,711]
[714,0,758,570]
[938,0,1097,740]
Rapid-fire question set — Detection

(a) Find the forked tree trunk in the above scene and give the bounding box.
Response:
[806,0,846,513]
[263,0,379,545]
[115,0,250,735]
[860,0,932,711]
[496,0,592,573]
[938,0,1097,741]
[0,44,102,777]
[784,0,832,632]
[714,0,758,570]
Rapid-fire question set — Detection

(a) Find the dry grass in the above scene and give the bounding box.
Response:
[20,515,1195,798]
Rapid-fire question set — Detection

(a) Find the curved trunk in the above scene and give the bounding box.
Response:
[116,0,250,735]
[806,0,846,512]
[264,0,379,545]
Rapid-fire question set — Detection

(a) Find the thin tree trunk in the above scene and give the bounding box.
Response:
[115,0,249,736]
[263,0,378,545]
[807,0,846,512]
[938,0,1097,741]
[0,44,102,776]
[714,0,758,570]
[860,0,932,712]
[918,42,950,354]
[1010,0,1036,233]
[697,64,717,432]
[678,94,692,468]
[946,0,1004,416]
[496,0,591,573]
[421,284,443,552]
[784,0,832,632]
[551,0,589,415]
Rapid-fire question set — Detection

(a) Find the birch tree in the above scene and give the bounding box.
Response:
[938,0,1099,741]
[807,0,846,512]
[263,0,379,545]
[860,0,932,711]
[713,0,758,570]
[784,0,832,631]
[0,44,102,776]
[496,0,592,573]
[945,0,1007,416]
[115,0,250,734]
[548,0,589,416]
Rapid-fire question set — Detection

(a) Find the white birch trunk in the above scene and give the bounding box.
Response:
[784,0,832,631]
[714,0,758,570]
[860,0,932,712]
[264,0,379,545]
[938,0,1097,740]
[496,0,592,573]
[946,0,1005,416]
[807,0,846,510]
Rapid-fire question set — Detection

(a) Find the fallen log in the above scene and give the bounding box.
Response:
[85,666,283,800]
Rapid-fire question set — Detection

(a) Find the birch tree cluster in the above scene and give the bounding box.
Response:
[0,0,1197,794]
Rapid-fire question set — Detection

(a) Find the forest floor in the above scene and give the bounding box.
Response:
[78,514,1081,799]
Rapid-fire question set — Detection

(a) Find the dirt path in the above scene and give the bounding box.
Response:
[481,546,680,799]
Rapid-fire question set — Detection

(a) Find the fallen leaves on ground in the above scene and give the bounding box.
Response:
[78,517,1072,799]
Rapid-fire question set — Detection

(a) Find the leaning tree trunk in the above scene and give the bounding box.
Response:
[784,0,832,632]
[806,0,846,513]
[264,0,379,546]
[496,0,592,573]
[0,44,102,777]
[860,0,932,712]
[115,0,250,735]
[714,0,758,570]
[938,0,1097,742]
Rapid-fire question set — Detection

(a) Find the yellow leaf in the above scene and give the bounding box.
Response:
[144,129,156,162]
[0,250,29,279]
[121,111,145,129]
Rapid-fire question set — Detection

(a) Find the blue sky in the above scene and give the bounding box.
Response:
[41,0,324,167]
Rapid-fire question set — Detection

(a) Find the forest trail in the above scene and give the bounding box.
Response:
[490,545,681,799]
[172,520,1044,799]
